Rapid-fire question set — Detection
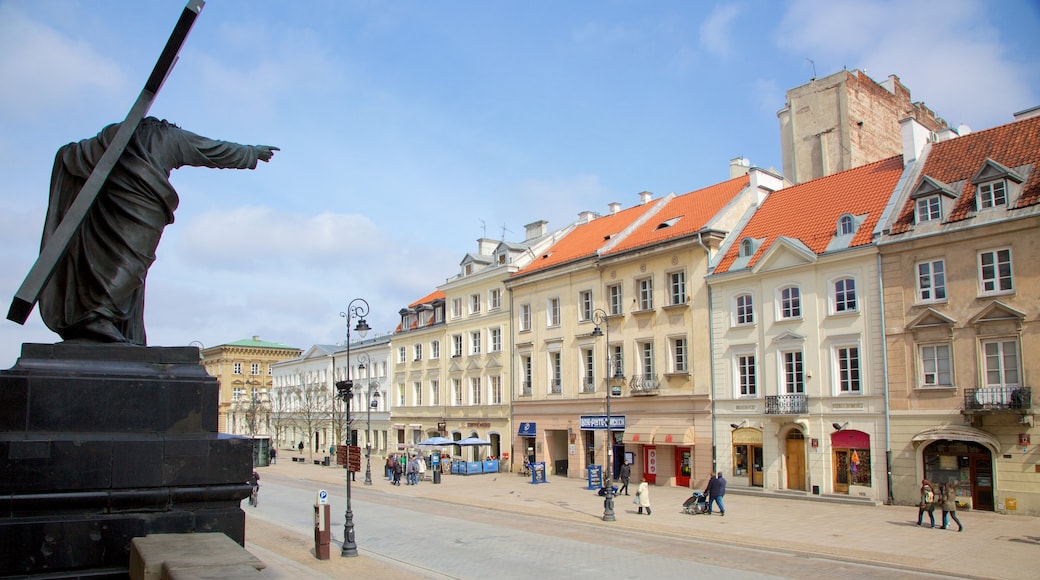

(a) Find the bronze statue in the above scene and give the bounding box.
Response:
[38,117,277,344]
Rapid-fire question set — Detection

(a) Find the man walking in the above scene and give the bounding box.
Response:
[704,471,726,516]
[618,460,632,495]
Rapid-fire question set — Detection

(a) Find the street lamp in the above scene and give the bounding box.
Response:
[337,298,370,558]
[591,308,623,522]
[357,353,381,486]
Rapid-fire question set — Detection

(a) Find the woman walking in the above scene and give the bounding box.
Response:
[635,476,651,515]
[940,479,964,531]
[916,479,936,528]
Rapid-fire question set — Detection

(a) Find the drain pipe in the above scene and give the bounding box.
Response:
[877,252,894,504]
[696,232,718,474]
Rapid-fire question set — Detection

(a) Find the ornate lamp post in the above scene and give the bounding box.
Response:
[591,308,623,522]
[357,353,381,486]
[336,298,370,558]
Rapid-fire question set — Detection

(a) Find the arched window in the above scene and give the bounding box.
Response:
[739,239,754,257]
[838,214,855,236]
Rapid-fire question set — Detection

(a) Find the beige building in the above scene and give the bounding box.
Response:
[778,69,946,184]
[879,111,1040,514]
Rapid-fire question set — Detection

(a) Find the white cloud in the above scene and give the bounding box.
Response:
[699,4,742,58]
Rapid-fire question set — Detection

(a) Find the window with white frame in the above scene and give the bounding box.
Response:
[608,283,623,315]
[736,352,757,396]
[451,297,463,319]
[669,270,686,306]
[977,181,1007,209]
[734,293,754,325]
[547,297,561,327]
[739,239,754,257]
[413,343,422,361]
[983,339,1020,388]
[397,347,406,364]
[581,348,595,392]
[452,379,462,406]
[232,387,244,401]
[431,340,440,359]
[250,363,260,375]
[521,355,532,395]
[397,383,406,406]
[469,293,481,315]
[917,259,946,302]
[611,345,624,378]
[413,381,422,406]
[835,344,861,394]
[782,350,805,394]
[452,334,463,357]
[519,303,532,331]
[671,337,688,373]
[915,196,941,223]
[638,341,654,375]
[430,379,440,406]
[550,351,562,393]
[489,288,502,310]
[637,277,654,310]
[470,377,482,405]
[838,214,855,235]
[490,375,502,404]
[979,248,1013,294]
[778,286,801,319]
[268,365,272,375]
[919,344,952,388]
[578,290,593,322]
[470,331,482,355]
[233,362,242,375]
[489,327,502,352]
[833,277,857,313]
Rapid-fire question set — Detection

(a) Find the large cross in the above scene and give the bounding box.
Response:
[7,0,205,325]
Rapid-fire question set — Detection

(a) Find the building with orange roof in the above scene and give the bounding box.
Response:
[506,168,782,488]
[707,154,907,503]
[879,110,1040,514]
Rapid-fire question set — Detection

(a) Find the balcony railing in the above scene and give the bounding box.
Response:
[581,377,596,393]
[521,381,532,397]
[963,386,1031,413]
[550,379,562,394]
[765,394,808,415]
[629,374,660,395]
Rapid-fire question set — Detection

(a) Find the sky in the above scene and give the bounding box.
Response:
[1,0,1038,368]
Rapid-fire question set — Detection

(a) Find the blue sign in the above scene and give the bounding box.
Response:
[579,415,626,430]
[517,422,537,437]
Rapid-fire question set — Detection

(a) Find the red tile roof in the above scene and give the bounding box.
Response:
[516,203,658,275]
[409,290,445,308]
[714,156,904,273]
[603,175,750,255]
[888,114,1040,234]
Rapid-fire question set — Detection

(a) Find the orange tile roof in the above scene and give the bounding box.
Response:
[516,203,658,275]
[888,114,1040,234]
[714,156,904,273]
[603,175,750,255]
[409,290,445,308]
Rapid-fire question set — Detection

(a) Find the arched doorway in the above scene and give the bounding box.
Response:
[732,427,763,487]
[922,440,994,511]
[785,430,806,491]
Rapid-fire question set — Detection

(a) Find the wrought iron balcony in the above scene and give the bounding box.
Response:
[765,394,808,415]
[521,381,532,397]
[963,386,1031,414]
[629,374,660,395]
[581,377,596,393]
[550,379,562,394]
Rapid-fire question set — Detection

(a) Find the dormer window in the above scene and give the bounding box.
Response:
[910,176,957,225]
[971,158,1023,212]
[739,239,754,257]
[464,264,473,275]
[977,181,1007,210]
[915,196,941,222]
[838,214,855,236]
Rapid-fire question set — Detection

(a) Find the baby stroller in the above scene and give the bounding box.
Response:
[683,491,708,514]
[597,484,620,496]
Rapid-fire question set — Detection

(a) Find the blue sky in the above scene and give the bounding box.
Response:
[1,0,1038,367]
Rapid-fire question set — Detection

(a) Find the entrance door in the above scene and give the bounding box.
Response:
[752,446,764,487]
[786,431,806,491]
[833,449,850,494]
[972,457,994,511]
[676,448,692,487]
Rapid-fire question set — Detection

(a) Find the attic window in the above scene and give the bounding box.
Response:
[739,239,755,257]
[655,217,680,230]
[838,214,855,236]
[915,196,942,223]
[497,253,507,265]
[464,264,473,275]
[977,181,1007,209]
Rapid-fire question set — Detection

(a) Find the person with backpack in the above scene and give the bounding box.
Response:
[940,479,964,532]
[917,478,936,527]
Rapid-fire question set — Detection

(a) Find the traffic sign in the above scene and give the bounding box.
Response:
[317,489,328,505]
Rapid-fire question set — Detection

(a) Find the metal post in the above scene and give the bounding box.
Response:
[360,353,374,486]
[592,308,615,522]
[338,298,370,558]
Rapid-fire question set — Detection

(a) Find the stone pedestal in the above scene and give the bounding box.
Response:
[0,343,252,578]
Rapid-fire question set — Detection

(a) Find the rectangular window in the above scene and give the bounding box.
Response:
[430,380,440,406]
[469,293,481,315]
[470,377,482,405]
[452,334,463,357]
[836,346,861,393]
[608,284,623,315]
[919,344,952,387]
[669,271,686,306]
[639,342,654,375]
[735,294,754,325]
[250,363,260,375]
[834,278,857,313]
[917,259,947,302]
[637,278,654,310]
[916,196,941,222]
[452,379,462,406]
[672,337,688,373]
[489,327,502,352]
[978,181,1007,209]
[581,348,595,393]
[550,352,562,393]
[737,353,756,396]
[413,343,422,361]
[578,290,593,322]
[397,347,406,364]
[611,345,624,378]
[779,286,801,319]
[490,375,503,405]
[233,362,242,375]
[489,288,502,310]
[431,340,440,359]
[522,355,533,396]
[413,381,422,406]
[548,297,561,326]
[782,350,805,394]
[519,304,532,331]
[397,383,406,407]
[451,297,463,319]
[983,340,1020,387]
[979,248,1013,293]
[470,331,482,355]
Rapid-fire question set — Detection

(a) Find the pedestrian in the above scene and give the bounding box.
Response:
[940,479,963,532]
[392,456,403,486]
[704,471,726,516]
[635,476,651,515]
[406,456,418,485]
[917,478,936,527]
[618,460,632,495]
[298,441,304,454]
[417,455,427,483]
[269,447,276,465]
[385,455,394,480]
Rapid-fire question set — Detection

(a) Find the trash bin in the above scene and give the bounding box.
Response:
[433,469,441,484]
[322,456,330,467]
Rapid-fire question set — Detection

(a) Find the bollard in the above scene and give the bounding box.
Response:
[314,490,331,560]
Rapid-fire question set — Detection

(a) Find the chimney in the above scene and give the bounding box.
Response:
[477,238,497,255]
[524,220,548,241]
[608,202,622,215]
[578,211,596,224]
[252,335,260,341]
[900,117,931,165]
[639,191,652,205]
[933,127,960,142]
[729,157,751,178]
[1013,105,1040,120]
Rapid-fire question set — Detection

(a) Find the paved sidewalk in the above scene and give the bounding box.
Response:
[249,458,1039,579]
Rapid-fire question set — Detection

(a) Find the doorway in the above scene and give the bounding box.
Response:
[785,430,806,491]
[676,448,692,488]
[923,440,994,511]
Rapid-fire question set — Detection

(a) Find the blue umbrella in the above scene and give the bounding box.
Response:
[417,436,453,446]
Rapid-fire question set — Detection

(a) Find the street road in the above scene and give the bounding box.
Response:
[245,471,951,579]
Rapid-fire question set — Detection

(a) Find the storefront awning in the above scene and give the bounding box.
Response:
[623,427,656,445]
[654,426,695,446]
[911,424,1001,453]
